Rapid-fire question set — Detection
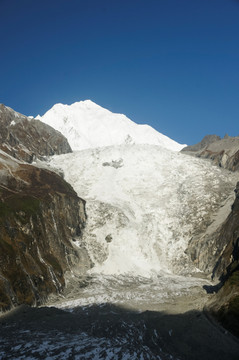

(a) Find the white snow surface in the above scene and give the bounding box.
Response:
[48,144,237,278]
[36,100,185,152]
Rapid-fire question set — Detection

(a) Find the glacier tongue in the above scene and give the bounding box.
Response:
[48,144,237,277]
[36,100,185,152]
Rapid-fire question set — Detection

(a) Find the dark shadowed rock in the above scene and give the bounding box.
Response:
[193,182,239,337]
[183,134,239,335]
[0,104,72,163]
[212,182,239,280]
[0,151,89,310]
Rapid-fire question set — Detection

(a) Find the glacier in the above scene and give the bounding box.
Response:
[46,144,238,308]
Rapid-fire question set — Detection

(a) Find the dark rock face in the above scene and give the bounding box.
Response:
[0,104,72,163]
[181,135,239,171]
[0,151,88,310]
[182,136,239,336]
[201,182,239,337]
[185,194,235,276]
[212,183,239,280]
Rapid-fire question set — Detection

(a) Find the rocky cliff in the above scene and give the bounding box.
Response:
[185,179,239,337]
[0,150,89,310]
[204,182,239,337]
[185,192,236,276]
[212,182,239,280]
[0,104,72,163]
[182,135,239,336]
[183,134,239,276]
[181,134,239,171]
[0,104,89,310]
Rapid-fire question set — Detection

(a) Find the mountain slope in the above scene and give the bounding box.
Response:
[0,104,88,310]
[36,100,185,152]
[0,104,72,163]
[181,134,239,171]
[0,150,88,310]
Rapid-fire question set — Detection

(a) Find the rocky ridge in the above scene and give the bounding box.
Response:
[181,134,239,171]
[0,104,72,163]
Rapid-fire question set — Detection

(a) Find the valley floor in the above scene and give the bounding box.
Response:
[0,275,239,360]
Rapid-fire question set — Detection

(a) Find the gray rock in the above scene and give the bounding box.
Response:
[181,134,239,171]
[105,234,113,243]
[102,158,123,169]
[0,104,72,163]
[181,135,221,152]
[204,182,239,337]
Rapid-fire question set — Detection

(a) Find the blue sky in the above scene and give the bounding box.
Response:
[1,0,238,145]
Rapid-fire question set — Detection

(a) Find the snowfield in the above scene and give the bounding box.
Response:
[36,100,185,152]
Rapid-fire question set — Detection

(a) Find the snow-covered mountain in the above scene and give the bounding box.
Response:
[1,102,239,358]
[36,100,185,152]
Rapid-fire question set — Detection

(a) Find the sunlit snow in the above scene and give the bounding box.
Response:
[48,144,237,279]
[36,100,185,151]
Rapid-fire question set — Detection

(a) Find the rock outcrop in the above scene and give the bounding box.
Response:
[0,104,72,163]
[181,135,221,152]
[212,183,239,280]
[185,193,236,276]
[182,135,239,336]
[0,150,88,310]
[181,135,239,171]
[185,179,239,337]
[204,182,239,337]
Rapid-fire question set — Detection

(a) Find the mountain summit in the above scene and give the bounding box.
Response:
[36,100,185,152]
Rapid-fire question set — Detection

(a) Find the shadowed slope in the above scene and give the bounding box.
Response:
[0,303,239,360]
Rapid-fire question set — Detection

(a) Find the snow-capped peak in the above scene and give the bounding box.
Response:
[36,100,186,152]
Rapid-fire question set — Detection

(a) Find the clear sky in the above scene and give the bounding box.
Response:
[1,0,238,145]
